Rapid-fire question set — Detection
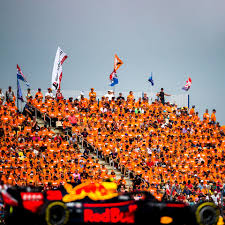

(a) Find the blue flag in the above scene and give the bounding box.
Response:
[110,76,118,86]
[17,79,24,102]
[148,72,154,86]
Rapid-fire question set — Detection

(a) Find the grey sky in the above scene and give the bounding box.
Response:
[1,0,225,124]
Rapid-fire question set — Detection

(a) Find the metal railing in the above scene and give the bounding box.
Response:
[2,89,189,108]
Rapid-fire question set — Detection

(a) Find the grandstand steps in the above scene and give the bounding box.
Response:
[88,152,133,188]
[78,144,133,188]
[36,118,45,126]
[36,118,61,134]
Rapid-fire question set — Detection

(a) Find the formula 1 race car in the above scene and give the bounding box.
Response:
[0,182,221,225]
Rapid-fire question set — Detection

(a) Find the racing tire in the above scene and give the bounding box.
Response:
[195,202,220,225]
[45,201,69,225]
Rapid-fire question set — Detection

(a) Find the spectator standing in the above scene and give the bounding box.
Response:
[35,88,43,101]
[0,89,5,103]
[189,105,195,115]
[26,88,32,101]
[105,90,114,101]
[203,109,210,122]
[45,88,54,99]
[56,89,64,101]
[127,91,134,101]
[157,88,170,105]
[89,88,96,101]
[5,86,15,102]
[117,92,125,101]
[77,91,84,101]
[142,93,149,103]
[211,109,216,124]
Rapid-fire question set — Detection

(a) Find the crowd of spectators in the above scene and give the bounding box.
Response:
[0,87,124,190]
[0,86,225,209]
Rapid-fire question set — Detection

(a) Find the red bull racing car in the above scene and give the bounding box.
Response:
[0,182,220,225]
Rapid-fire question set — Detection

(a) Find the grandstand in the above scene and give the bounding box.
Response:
[0,86,224,216]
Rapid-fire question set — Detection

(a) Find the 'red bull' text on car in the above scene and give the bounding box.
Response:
[0,181,221,225]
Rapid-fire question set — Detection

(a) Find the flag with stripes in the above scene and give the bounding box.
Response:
[109,69,118,86]
[17,64,30,87]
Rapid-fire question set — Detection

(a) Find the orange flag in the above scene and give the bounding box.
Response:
[114,54,123,71]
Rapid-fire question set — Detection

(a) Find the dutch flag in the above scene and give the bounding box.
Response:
[17,64,30,87]
[109,69,118,86]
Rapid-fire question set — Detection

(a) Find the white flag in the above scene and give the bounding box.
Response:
[51,47,68,90]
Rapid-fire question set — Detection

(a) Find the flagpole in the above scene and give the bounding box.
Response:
[17,79,19,110]
[113,85,116,96]
[151,84,154,103]
[148,81,151,103]
[149,72,154,103]
[188,94,190,109]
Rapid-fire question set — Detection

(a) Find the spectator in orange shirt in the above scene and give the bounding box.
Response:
[35,88,43,100]
[210,109,216,124]
[127,91,134,102]
[203,109,210,122]
[189,105,195,115]
[89,88,96,101]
